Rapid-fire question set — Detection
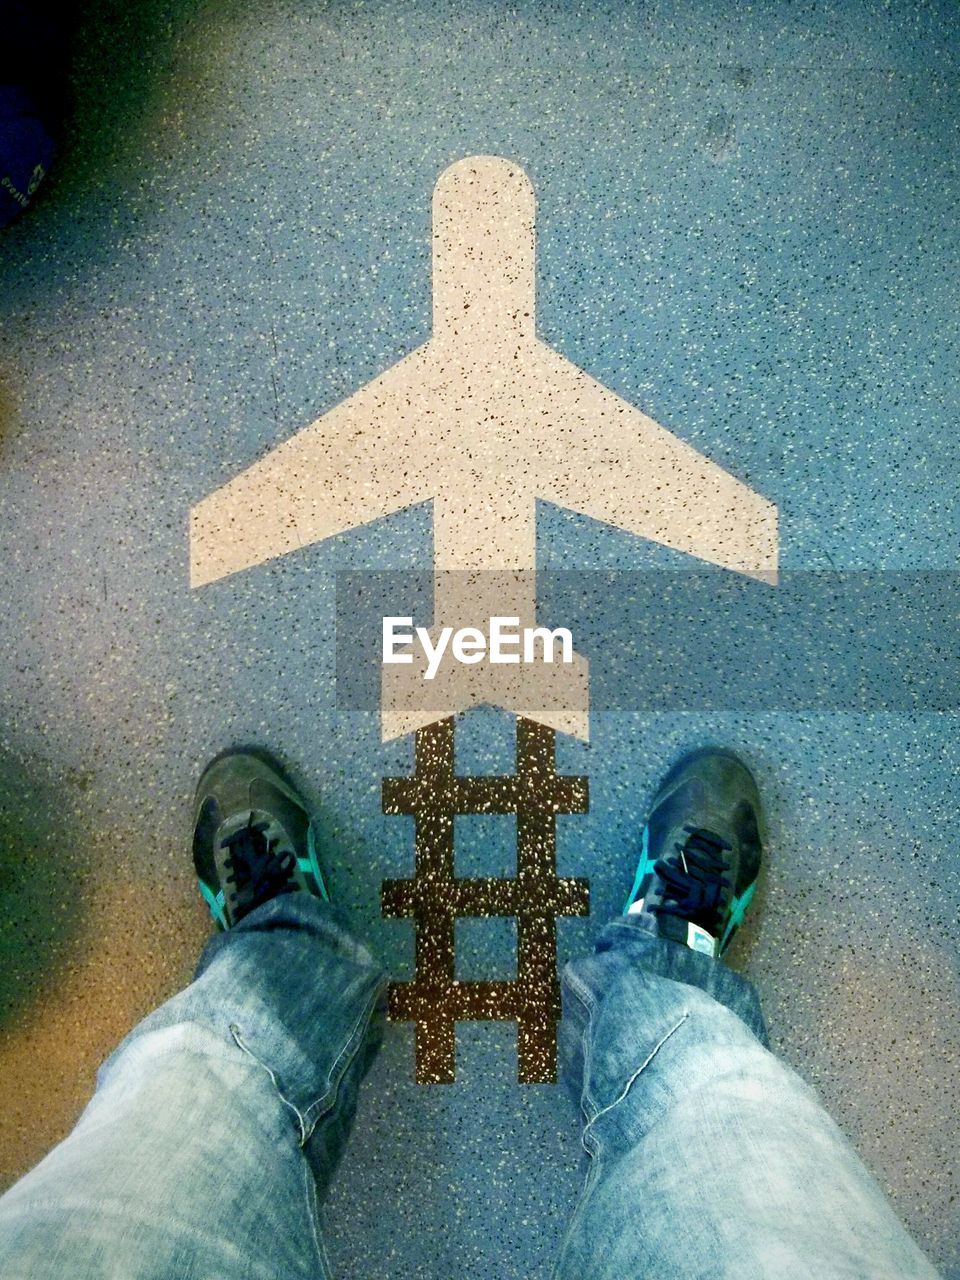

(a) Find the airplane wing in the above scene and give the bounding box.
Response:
[525,342,778,581]
[190,344,436,587]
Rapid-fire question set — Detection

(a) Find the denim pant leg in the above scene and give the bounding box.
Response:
[555,916,940,1280]
[0,894,387,1280]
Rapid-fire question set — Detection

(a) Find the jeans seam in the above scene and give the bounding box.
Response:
[580,1009,690,1152]
[550,1145,606,1279]
[299,978,387,1140]
[229,975,385,1148]
[229,1023,313,1146]
[302,1154,334,1278]
[563,968,602,1128]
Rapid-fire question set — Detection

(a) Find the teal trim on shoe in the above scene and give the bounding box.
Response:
[303,821,329,901]
[198,879,228,930]
[624,826,654,914]
[719,880,757,953]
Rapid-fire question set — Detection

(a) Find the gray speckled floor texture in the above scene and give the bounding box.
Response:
[1,0,959,1275]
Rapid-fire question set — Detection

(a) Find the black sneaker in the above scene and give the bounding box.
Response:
[624,748,762,958]
[192,749,329,930]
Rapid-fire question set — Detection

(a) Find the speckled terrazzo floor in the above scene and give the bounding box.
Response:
[1,1,959,1276]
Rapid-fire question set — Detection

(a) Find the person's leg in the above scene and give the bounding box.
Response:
[555,750,940,1280]
[0,751,387,1280]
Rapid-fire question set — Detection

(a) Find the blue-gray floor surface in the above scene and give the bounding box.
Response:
[0,1,958,1276]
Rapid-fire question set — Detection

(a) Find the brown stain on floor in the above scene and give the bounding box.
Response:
[0,862,206,1190]
[763,913,960,1269]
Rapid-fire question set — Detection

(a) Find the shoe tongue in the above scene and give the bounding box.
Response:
[655,911,690,947]
[684,922,719,956]
[663,823,730,940]
[218,810,287,854]
[657,910,719,956]
[249,779,308,853]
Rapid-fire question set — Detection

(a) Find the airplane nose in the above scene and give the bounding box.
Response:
[434,154,536,210]
[432,155,536,343]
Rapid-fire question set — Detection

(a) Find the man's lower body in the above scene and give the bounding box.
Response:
[0,749,941,1279]
[555,918,938,1279]
[0,894,385,1279]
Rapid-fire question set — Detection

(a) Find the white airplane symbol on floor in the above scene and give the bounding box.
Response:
[190,155,778,740]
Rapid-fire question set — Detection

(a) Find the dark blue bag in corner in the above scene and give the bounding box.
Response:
[0,1,69,227]
[0,83,56,227]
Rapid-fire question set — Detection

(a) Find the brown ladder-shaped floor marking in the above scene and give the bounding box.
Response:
[381,716,589,1083]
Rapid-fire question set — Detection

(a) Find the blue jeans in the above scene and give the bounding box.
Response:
[0,896,940,1279]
